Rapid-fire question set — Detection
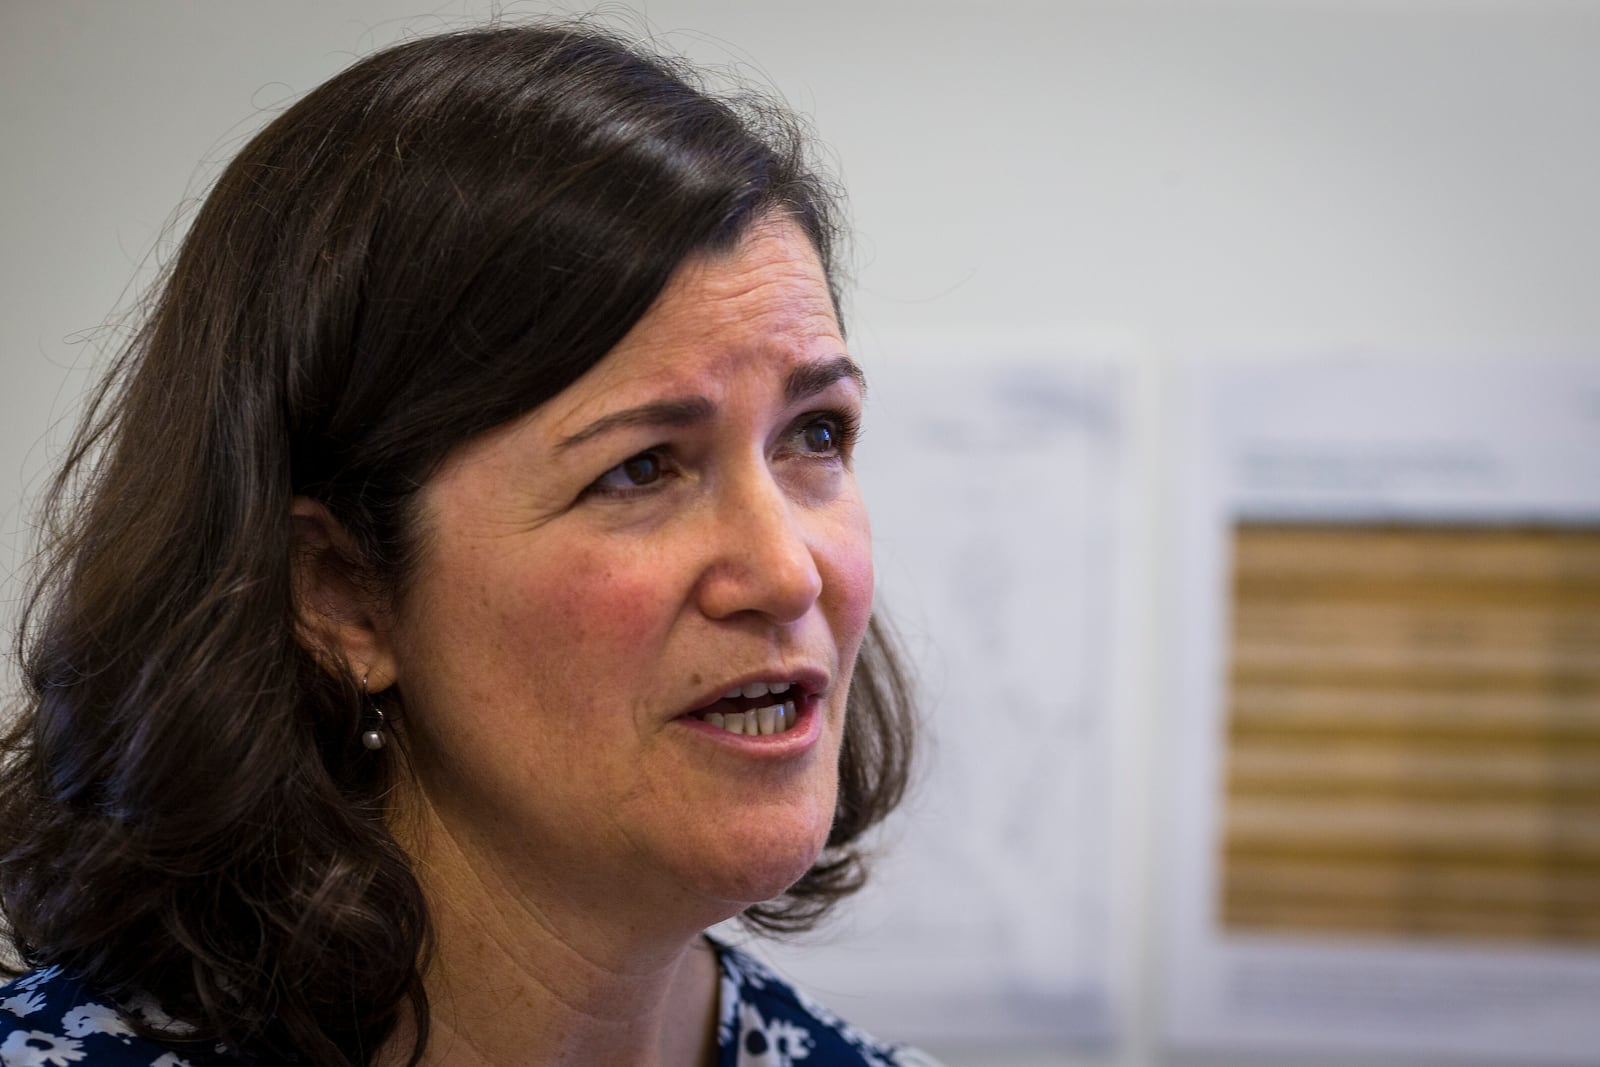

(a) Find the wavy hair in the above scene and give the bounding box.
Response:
[0,23,914,1065]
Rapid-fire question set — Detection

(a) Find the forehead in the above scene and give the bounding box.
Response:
[562,218,843,404]
[419,219,850,496]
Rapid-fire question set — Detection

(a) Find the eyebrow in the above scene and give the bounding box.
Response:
[554,397,714,453]
[786,355,866,406]
[555,355,866,453]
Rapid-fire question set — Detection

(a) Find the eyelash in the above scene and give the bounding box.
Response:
[797,408,861,461]
[583,408,862,501]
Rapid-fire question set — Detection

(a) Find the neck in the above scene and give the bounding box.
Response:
[383,804,724,1067]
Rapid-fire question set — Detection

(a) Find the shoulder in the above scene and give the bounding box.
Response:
[711,940,946,1067]
[0,967,233,1066]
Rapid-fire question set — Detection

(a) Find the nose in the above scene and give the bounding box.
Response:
[694,465,823,625]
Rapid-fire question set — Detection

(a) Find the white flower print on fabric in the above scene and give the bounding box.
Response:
[733,1004,814,1067]
[731,951,868,1056]
[713,941,947,1067]
[764,1019,814,1063]
[716,956,743,1048]
[781,983,897,1067]
[0,994,44,1020]
[0,1029,87,1066]
[0,972,228,1066]
[10,972,58,995]
[61,1003,134,1041]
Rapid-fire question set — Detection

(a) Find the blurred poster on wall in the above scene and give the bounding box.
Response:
[725,343,1134,1053]
[1165,357,1600,1064]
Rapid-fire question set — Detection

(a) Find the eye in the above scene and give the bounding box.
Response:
[589,451,666,496]
[801,420,836,454]
[617,454,661,485]
[788,410,859,460]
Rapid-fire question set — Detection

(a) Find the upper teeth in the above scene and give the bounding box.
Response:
[724,680,792,700]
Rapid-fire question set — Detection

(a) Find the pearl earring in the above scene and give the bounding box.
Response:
[360,673,387,751]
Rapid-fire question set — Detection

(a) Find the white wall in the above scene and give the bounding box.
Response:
[3,3,1597,1065]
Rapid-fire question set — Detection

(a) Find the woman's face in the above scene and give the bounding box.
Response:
[383,218,873,920]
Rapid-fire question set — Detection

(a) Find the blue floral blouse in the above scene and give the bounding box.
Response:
[0,941,941,1066]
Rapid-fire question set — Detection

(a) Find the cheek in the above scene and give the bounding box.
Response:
[824,502,875,649]
[533,547,677,652]
[403,545,676,751]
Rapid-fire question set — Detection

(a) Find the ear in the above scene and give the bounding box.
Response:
[289,496,399,690]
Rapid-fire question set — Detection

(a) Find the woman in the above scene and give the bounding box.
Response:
[0,23,934,1067]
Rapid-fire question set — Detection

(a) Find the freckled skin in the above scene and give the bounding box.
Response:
[380,218,873,936]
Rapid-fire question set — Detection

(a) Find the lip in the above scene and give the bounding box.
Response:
[677,692,824,756]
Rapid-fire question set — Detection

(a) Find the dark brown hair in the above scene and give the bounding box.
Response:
[0,23,913,1066]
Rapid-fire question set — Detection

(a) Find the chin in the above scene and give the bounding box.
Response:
[677,800,834,913]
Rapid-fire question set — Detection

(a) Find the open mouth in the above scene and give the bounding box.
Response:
[688,680,803,736]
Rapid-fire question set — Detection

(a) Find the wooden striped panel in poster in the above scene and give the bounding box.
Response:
[1220,523,1600,945]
